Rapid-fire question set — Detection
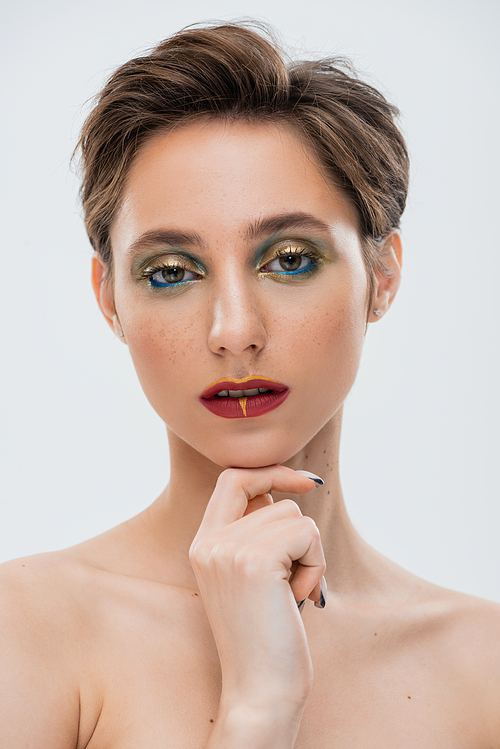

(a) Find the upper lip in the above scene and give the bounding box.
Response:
[200,376,289,399]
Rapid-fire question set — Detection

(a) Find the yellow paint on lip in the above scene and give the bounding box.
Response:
[239,397,248,416]
[207,375,282,388]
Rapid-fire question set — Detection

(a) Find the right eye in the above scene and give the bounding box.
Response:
[147,265,202,288]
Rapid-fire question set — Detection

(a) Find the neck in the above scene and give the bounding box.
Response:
[137,409,407,600]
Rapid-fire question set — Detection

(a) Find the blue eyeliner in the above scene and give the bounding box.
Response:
[139,249,205,290]
[268,261,316,276]
[149,276,194,289]
[140,235,327,290]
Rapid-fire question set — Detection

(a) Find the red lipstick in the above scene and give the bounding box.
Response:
[200,376,289,419]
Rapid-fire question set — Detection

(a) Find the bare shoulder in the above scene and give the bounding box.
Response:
[422,585,500,666]
[0,549,98,635]
[0,551,101,748]
[444,587,500,637]
[416,583,500,741]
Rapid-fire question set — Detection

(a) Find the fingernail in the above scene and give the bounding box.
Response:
[295,470,324,486]
[297,598,307,612]
[314,576,327,609]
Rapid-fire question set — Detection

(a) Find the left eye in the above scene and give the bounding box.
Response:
[149,266,200,287]
[263,253,314,274]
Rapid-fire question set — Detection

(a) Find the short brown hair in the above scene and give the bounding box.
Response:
[76,21,409,292]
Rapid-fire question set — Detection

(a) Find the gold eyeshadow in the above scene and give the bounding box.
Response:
[142,257,193,276]
[130,236,333,291]
[130,250,202,282]
[256,239,329,281]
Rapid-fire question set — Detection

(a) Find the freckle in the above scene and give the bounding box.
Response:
[374,633,377,636]
[323,450,326,454]
[22,564,26,567]
[305,454,308,459]
[408,696,411,699]
[327,490,330,495]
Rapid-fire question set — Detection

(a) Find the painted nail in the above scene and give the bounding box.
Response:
[294,470,324,486]
[314,576,327,609]
[297,598,307,612]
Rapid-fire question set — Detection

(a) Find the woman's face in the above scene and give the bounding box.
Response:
[104,119,372,468]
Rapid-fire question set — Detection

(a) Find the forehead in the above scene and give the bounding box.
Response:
[111,119,359,252]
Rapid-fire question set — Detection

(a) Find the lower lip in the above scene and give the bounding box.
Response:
[200,390,290,419]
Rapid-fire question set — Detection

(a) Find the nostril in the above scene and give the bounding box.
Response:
[207,304,267,356]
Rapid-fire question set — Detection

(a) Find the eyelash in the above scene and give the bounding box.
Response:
[142,245,320,289]
[260,247,319,277]
[145,264,202,289]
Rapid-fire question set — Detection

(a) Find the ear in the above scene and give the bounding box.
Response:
[91,254,126,342]
[367,231,403,323]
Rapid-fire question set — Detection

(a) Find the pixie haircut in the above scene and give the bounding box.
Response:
[77,22,409,298]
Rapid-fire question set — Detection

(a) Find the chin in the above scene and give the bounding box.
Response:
[200,433,303,471]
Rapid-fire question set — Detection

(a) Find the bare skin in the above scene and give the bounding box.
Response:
[1,120,499,747]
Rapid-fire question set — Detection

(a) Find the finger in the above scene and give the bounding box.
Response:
[242,492,273,517]
[273,516,325,572]
[199,465,321,532]
[266,517,326,601]
[288,559,300,583]
[217,499,303,539]
[296,577,327,612]
[290,568,326,607]
[242,516,325,584]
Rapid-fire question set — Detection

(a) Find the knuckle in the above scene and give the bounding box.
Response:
[301,515,319,534]
[208,540,238,568]
[188,537,207,566]
[279,499,302,516]
[190,534,226,566]
[233,547,264,578]
[301,517,325,556]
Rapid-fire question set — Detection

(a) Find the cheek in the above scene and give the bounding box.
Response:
[292,271,367,356]
[120,303,202,400]
[294,274,367,401]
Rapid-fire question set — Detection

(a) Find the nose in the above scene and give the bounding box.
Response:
[207,275,267,357]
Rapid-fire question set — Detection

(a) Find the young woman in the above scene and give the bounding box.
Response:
[1,22,499,748]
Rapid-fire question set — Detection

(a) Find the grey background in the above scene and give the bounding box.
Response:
[1,0,499,601]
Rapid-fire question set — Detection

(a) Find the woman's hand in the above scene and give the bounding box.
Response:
[189,465,326,726]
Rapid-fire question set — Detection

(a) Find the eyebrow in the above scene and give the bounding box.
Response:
[126,212,332,256]
[245,212,332,240]
[126,229,205,256]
